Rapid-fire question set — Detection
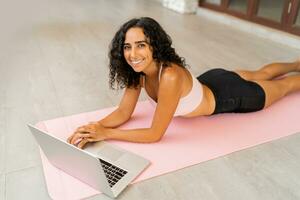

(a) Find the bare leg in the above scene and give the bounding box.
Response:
[235,61,300,81]
[254,74,300,108]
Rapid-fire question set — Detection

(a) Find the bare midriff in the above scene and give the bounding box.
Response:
[182,84,216,117]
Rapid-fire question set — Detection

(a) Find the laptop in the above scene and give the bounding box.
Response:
[27,124,150,198]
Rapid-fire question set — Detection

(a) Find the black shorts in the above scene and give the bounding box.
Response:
[197,68,266,114]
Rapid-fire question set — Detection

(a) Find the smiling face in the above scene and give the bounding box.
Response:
[123,27,156,73]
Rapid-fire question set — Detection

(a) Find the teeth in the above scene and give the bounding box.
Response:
[131,60,143,64]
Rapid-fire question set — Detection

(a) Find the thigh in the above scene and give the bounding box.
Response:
[253,80,288,108]
[235,70,270,81]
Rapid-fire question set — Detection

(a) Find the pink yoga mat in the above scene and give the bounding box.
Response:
[36,93,300,200]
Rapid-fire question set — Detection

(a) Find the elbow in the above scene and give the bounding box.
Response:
[149,137,162,143]
[148,131,164,143]
[118,108,132,121]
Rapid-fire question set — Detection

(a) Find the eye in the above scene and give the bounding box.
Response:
[123,45,131,50]
[137,43,146,48]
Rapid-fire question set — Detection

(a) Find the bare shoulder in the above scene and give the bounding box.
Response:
[160,64,184,83]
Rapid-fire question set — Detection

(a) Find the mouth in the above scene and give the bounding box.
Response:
[130,59,144,66]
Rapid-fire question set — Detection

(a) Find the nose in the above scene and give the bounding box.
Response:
[129,47,136,58]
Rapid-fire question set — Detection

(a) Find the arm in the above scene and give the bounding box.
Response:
[67,85,141,143]
[97,85,142,128]
[70,68,183,148]
[106,69,182,142]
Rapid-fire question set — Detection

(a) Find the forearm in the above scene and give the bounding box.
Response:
[105,128,162,143]
[98,108,130,128]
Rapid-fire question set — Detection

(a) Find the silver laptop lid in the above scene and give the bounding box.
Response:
[28,124,114,197]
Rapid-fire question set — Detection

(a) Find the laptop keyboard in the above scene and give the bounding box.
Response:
[98,159,128,187]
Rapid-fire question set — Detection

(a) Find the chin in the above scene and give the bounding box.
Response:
[131,65,144,73]
[133,68,144,73]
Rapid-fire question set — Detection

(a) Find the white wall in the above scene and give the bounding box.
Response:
[162,0,198,14]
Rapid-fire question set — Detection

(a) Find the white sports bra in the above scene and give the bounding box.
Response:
[144,65,204,116]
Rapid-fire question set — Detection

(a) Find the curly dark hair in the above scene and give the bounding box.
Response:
[108,17,187,90]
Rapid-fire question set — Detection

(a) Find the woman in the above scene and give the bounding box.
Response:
[68,17,300,149]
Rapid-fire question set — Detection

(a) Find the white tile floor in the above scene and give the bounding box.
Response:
[5,166,49,199]
[1,0,300,199]
[0,174,5,200]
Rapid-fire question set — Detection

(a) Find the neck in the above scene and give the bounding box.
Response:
[143,61,160,79]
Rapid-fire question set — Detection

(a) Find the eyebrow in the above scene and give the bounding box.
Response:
[124,40,148,45]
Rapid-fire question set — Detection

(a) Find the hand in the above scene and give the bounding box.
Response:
[67,122,108,149]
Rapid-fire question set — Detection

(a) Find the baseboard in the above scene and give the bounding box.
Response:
[197,7,300,50]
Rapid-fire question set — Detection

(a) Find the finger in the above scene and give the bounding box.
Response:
[67,136,72,143]
[76,126,96,134]
[67,133,76,143]
[86,131,96,138]
[76,127,87,132]
[86,135,105,142]
[77,130,97,138]
[77,138,89,149]
[87,137,96,142]
[70,134,81,145]
[70,133,90,145]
